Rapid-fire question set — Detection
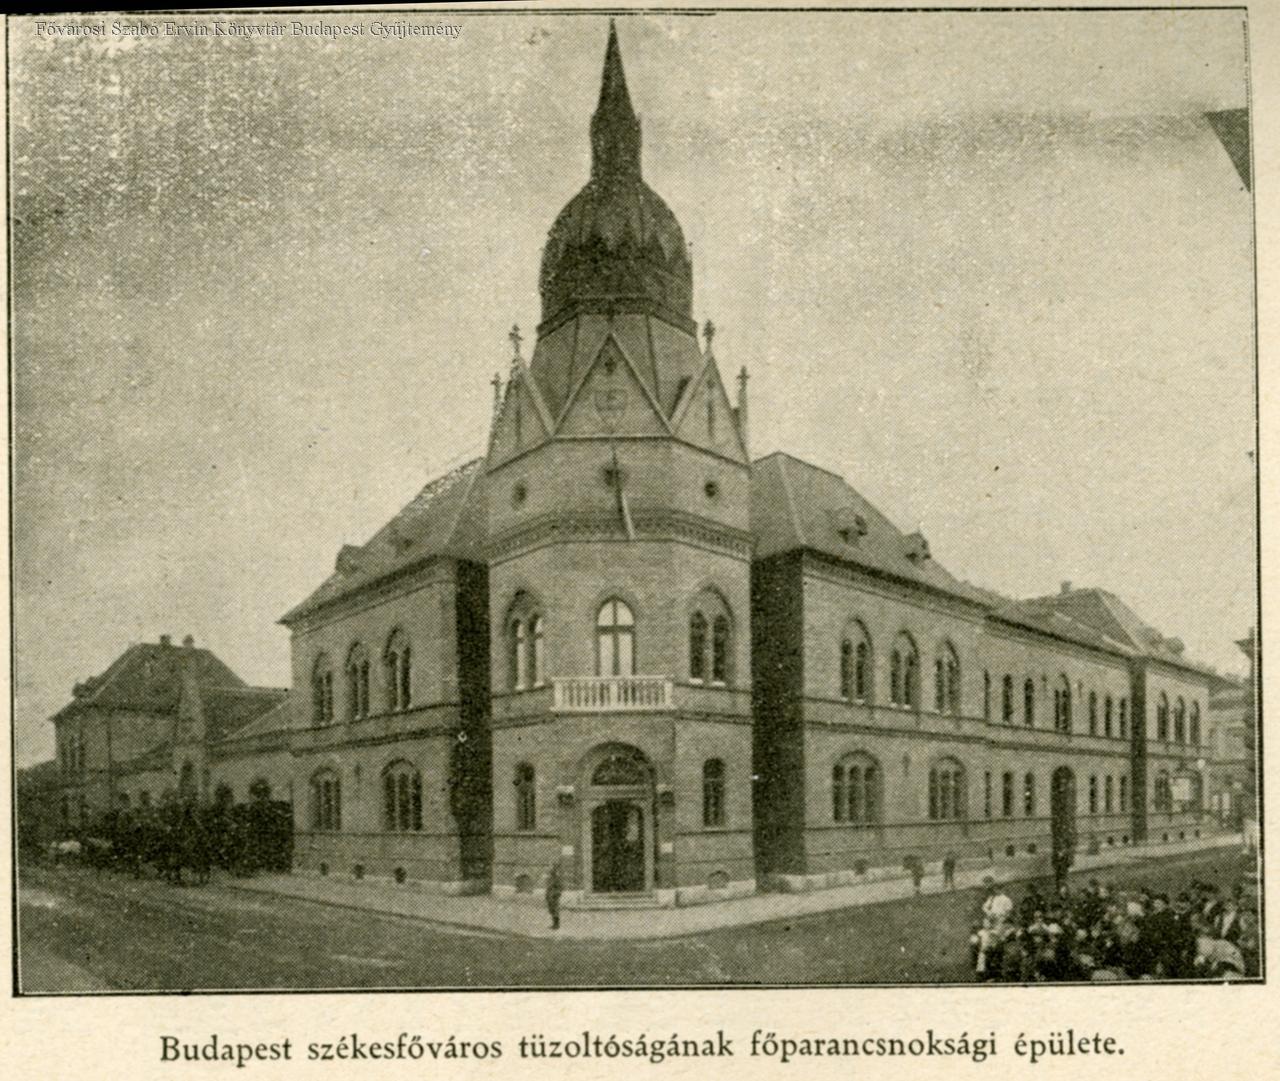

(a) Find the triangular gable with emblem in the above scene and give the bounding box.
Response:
[671,353,749,462]
[556,334,671,437]
[489,364,553,466]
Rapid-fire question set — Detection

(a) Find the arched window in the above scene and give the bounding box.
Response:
[1054,675,1072,733]
[529,615,545,688]
[935,642,960,714]
[690,613,709,683]
[1105,775,1114,813]
[311,769,341,831]
[507,596,546,690]
[596,598,636,676]
[346,643,371,721]
[928,758,966,821]
[382,761,422,832]
[891,633,919,708]
[312,654,335,725]
[712,615,730,685]
[1156,693,1170,741]
[385,629,412,712]
[1089,775,1099,814]
[833,754,881,824]
[515,763,536,832]
[1104,695,1113,738]
[1089,691,1098,735]
[1119,774,1129,813]
[1173,697,1186,744]
[1189,702,1201,746]
[702,758,726,827]
[1002,771,1014,817]
[983,671,992,721]
[1119,697,1129,739]
[1024,771,1037,817]
[855,637,871,702]
[1153,770,1172,812]
[1002,675,1014,723]
[841,623,872,703]
[984,771,993,818]
[1024,677,1036,727]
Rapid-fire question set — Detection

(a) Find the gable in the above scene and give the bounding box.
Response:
[671,355,748,462]
[489,370,552,466]
[556,335,670,437]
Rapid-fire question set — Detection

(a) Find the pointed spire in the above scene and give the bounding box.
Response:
[590,20,642,183]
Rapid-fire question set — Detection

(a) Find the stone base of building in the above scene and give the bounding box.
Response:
[491,878,757,908]
[292,866,488,897]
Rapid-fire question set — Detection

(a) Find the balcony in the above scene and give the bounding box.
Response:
[552,675,673,713]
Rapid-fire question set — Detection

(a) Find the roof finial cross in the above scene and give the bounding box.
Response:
[509,323,524,360]
[702,319,716,352]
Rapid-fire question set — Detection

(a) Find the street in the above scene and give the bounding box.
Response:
[17,848,1249,991]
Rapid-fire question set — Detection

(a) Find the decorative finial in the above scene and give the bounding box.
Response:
[491,371,503,409]
[509,323,523,360]
[703,319,716,352]
[591,19,641,182]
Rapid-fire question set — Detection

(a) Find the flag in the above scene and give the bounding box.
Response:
[610,440,635,541]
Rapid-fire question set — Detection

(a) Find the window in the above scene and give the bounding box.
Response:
[1024,772,1036,817]
[1119,697,1129,739]
[310,770,342,831]
[703,759,726,827]
[1088,691,1098,735]
[1153,771,1173,813]
[1156,693,1170,741]
[515,763,536,831]
[1089,775,1099,814]
[312,654,335,725]
[840,625,872,703]
[511,618,528,689]
[1119,775,1129,813]
[346,644,371,721]
[385,630,412,712]
[1173,697,1186,744]
[1024,678,1035,727]
[984,771,992,818]
[597,598,635,676]
[1002,675,1014,723]
[528,616,544,688]
[833,754,881,824]
[928,759,965,821]
[507,595,545,690]
[1105,775,1114,813]
[691,613,709,683]
[712,615,730,684]
[983,671,991,721]
[935,642,960,714]
[1104,695,1113,738]
[382,761,422,832]
[1190,702,1201,746]
[855,639,870,701]
[890,633,918,707]
[1054,676,1072,733]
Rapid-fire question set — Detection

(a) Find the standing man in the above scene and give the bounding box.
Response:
[545,859,563,931]
[942,851,958,890]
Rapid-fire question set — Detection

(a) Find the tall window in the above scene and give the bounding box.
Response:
[1156,693,1170,741]
[515,763,536,831]
[1154,771,1173,813]
[1024,678,1036,727]
[382,761,423,832]
[1119,698,1129,739]
[1119,775,1129,813]
[984,771,993,818]
[928,759,965,821]
[312,654,335,725]
[890,633,918,707]
[385,630,412,712]
[1173,697,1186,744]
[983,671,992,721]
[346,644,371,721]
[1002,771,1014,817]
[855,639,870,701]
[1002,675,1014,723]
[1189,702,1201,746]
[691,613,709,683]
[935,642,960,714]
[311,770,341,831]
[703,759,726,827]
[841,624,872,703]
[507,595,545,690]
[1024,771,1037,817]
[712,615,730,684]
[1089,775,1099,814]
[1088,691,1098,735]
[597,598,636,676]
[1054,676,1072,733]
[1104,695,1113,738]
[833,754,881,824]
[1105,775,1114,813]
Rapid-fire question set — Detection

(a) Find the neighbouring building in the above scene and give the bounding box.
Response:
[45,23,1229,904]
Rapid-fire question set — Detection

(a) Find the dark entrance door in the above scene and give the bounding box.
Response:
[591,800,645,892]
[1050,767,1077,884]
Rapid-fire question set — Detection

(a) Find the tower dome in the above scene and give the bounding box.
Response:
[538,22,694,334]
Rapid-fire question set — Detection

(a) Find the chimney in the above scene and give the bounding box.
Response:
[1060,581,1072,595]
[160,634,172,647]
[183,635,195,648]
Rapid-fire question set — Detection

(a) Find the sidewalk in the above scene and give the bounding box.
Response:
[227,833,1245,942]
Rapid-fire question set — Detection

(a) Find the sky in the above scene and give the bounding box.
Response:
[11,9,1255,766]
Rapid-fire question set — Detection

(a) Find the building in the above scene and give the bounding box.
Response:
[47,24,1226,904]
[1206,630,1259,834]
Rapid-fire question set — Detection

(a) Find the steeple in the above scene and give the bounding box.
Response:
[590,20,642,183]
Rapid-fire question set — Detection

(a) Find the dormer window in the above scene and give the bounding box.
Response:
[828,507,868,546]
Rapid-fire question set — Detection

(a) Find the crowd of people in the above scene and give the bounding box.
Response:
[971,869,1260,981]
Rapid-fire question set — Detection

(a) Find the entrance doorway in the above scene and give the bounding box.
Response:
[1050,767,1077,869]
[591,800,646,893]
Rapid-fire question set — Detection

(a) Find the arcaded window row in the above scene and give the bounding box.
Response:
[311,629,412,726]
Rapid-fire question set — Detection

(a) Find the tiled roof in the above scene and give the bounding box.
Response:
[281,457,487,623]
[215,695,293,741]
[52,642,246,721]
[201,686,289,742]
[749,452,993,607]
